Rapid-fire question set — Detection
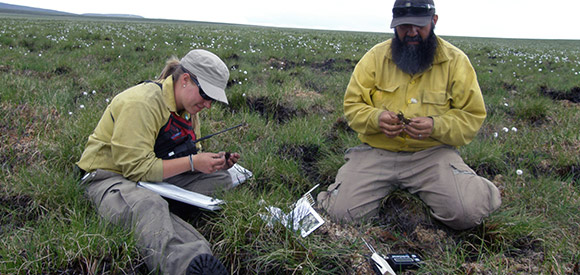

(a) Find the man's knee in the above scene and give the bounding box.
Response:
[433,189,501,230]
[317,188,380,223]
[432,205,481,230]
[317,189,348,221]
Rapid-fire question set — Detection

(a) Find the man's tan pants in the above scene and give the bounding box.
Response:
[317,144,501,230]
[83,169,232,274]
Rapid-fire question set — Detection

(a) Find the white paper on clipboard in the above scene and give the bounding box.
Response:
[138,164,253,211]
[137,181,225,211]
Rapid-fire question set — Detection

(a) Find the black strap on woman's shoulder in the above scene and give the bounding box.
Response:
[138,80,162,90]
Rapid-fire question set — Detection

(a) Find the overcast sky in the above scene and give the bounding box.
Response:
[4,0,579,40]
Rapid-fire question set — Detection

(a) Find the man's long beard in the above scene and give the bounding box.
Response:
[391,28,438,75]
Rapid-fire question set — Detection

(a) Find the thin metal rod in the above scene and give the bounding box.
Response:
[193,123,245,143]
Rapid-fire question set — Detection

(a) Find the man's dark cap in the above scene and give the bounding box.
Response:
[390,0,436,28]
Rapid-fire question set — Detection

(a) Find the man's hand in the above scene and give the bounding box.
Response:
[404,117,434,140]
[378,111,404,138]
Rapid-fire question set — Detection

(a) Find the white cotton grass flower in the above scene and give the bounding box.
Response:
[502,127,509,132]
[80,104,85,109]
[83,91,88,96]
[68,111,73,115]
[516,169,523,175]
[511,127,518,132]
[493,132,499,138]
[92,90,96,94]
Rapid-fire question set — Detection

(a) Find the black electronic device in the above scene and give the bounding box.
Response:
[386,253,423,271]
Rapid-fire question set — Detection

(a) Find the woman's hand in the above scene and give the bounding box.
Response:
[193,152,241,173]
[218,151,240,170]
[193,152,227,174]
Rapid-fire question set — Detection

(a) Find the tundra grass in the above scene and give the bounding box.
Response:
[1,15,579,274]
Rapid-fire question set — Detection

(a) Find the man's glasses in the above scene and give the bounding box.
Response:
[393,4,435,18]
[189,74,214,102]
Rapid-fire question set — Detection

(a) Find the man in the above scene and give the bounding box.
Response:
[317,0,501,230]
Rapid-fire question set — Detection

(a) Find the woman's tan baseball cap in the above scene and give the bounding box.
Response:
[181,49,230,104]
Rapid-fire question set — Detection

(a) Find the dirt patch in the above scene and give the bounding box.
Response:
[310,58,357,72]
[265,57,356,73]
[226,53,240,60]
[54,65,71,75]
[278,143,325,185]
[314,217,372,274]
[246,96,298,123]
[541,86,580,103]
[326,116,354,138]
[502,82,518,92]
[331,116,352,133]
[0,62,74,79]
[554,164,580,184]
[0,103,49,172]
[267,57,296,70]
[531,161,580,184]
[294,90,321,99]
[505,235,544,257]
[0,194,40,234]
[0,64,53,79]
[521,141,580,183]
[324,116,356,155]
[468,234,545,273]
[379,192,435,235]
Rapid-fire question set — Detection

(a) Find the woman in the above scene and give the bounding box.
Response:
[77,49,237,274]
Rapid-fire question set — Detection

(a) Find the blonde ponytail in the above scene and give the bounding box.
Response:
[157,56,182,80]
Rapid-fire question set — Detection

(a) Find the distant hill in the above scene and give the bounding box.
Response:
[0,2,143,18]
[0,2,74,16]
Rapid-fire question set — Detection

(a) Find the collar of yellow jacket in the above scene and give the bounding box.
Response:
[432,36,451,65]
[160,75,196,125]
[160,76,178,113]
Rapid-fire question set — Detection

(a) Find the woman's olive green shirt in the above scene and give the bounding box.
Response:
[344,36,486,152]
